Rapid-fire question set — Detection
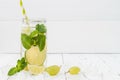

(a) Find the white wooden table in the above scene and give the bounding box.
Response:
[0,53,120,80]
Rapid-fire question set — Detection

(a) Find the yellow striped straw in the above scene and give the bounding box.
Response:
[20,0,29,25]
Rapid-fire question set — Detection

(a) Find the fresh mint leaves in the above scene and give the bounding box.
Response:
[35,24,46,51]
[30,30,39,38]
[21,34,32,49]
[21,24,46,50]
[30,30,39,46]
[36,24,47,33]
[38,35,46,51]
[16,58,27,72]
[8,57,27,76]
[8,67,17,76]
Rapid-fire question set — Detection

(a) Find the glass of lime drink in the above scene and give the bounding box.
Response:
[21,19,47,75]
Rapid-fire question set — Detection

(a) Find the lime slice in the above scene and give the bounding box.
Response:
[22,27,31,35]
[28,64,45,75]
[25,46,46,65]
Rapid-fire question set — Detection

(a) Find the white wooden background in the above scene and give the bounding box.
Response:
[0,0,120,53]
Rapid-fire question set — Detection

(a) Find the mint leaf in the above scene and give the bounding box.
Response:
[16,58,27,72]
[21,57,25,63]
[8,57,27,76]
[21,34,32,49]
[30,30,39,38]
[36,24,46,33]
[8,67,17,76]
[38,35,46,51]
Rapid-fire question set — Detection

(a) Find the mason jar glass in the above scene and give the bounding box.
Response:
[20,19,47,75]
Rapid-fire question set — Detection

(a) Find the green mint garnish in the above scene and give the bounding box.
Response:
[21,34,32,49]
[30,30,39,38]
[16,58,27,72]
[36,24,47,33]
[38,35,46,51]
[8,57,27,76]
[21,24,46,50]
[8,67,17,76]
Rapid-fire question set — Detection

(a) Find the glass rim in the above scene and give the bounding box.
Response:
[22,18,47,24]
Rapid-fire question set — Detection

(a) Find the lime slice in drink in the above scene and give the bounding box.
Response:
[21,27,31,35]
[28,64,45,75]
[25,46,46,65]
